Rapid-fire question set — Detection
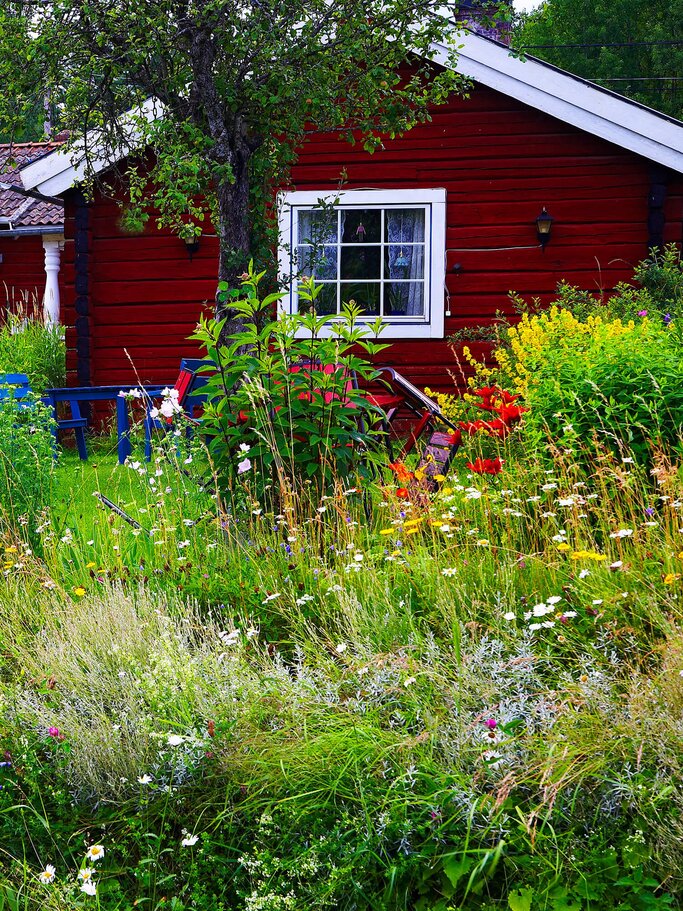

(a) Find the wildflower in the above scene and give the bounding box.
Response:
[664,313,672,325]
[664,573,681,585]
[237,457,252,475]
[556,542,571,552]
[395,488,409,499]
[38,865,56,884]
[609,528,633,539]
[610,561,623,570]
[466,457,503,475]
[503,612,516,621]
[85,845,104,862]
[637,310,648,317]
[48,726,60,738]
[73,587,86,597]
[547,595,562,605]
[484,718,497,730]
[403,677,417,687]
[78,868,95,883]
[335,642,348,654]
[167,734,184,747]
[379,528,394,535]
[262,592,281,603]
[239,443,251,453]
[465,488,482,500]
[441,567,457,577]
[579,569,590,579]
[80,881,97,895]
[181,833,200,847]
[137,774,153,785]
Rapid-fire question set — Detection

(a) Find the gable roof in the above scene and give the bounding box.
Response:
[19,30,683,198]
[0,142,65,232]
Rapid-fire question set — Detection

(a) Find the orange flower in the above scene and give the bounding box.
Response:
[396,488,410,499]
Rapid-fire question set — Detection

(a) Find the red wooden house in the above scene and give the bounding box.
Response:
[18,32,683,392]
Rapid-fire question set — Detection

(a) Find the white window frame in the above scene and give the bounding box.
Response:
[278,188,446,339]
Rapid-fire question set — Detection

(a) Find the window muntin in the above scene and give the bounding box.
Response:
[293,206,428,320]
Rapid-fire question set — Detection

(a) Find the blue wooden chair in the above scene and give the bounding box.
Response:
[142,358,213,461]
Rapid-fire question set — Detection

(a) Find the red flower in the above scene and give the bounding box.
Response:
[389,461,415,483]
[395,487,410,499]
[466,457,503,475]
[495,403,528,424]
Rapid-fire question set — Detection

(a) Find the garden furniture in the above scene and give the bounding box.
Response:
[0,373,34,408]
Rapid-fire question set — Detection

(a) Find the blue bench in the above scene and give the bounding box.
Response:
[0,373,33,408]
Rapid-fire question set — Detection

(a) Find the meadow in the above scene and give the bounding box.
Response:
[0,252,682,910]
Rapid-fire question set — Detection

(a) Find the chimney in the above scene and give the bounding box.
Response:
[455,1,512,45]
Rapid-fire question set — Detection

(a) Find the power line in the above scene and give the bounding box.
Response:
[522,40,683,49]
[589,77,683,82]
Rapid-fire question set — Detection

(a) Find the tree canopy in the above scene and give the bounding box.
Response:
[0,0,468,294]
[515,0,683,120]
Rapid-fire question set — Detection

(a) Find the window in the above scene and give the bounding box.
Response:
[279,188,446,339]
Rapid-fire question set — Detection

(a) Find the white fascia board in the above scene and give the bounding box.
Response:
[434,32,683,174]
[21,97,164,196]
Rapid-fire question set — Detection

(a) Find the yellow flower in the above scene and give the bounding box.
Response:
[570,551,591,560]
[477,539,490,547]
[556,543,571,552]
[589,553,608,562]
[433,474,446,483]
[379,529,394,536]
[86,561,97,569]
[73,587,86,597]
[678,552,683,560]
[441,487,453,496]
[4,546,17,553]
[664,573,681,585]
[406,527,421,536]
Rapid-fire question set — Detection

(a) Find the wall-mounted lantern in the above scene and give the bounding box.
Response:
[184,233,201,261]
[535,207,554,249]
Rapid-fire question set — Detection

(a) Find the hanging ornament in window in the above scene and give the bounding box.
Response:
[395,211,408,268]
[356,221,366,241]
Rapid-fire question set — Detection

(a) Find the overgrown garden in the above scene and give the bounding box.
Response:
[0,249,682,910]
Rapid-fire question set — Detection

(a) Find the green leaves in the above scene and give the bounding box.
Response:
[191,266,389,493]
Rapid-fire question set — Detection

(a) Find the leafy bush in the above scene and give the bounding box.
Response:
[495,306,683,464]
[0,393,55,527]
[0,310,65,393]
[191,265,389,493]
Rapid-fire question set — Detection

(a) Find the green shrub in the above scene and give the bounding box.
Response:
[495,305,683,464]
[191,264,389,494]
[0,393,55,527]
[0,311,65,393]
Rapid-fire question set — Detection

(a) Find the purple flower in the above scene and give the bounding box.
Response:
[637,310,648,317]
[484,718,497,730]
[664,313,673,325]
[48,727,60,738]
[645,507,655,516]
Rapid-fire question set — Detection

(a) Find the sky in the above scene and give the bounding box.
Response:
[513,0,544,9]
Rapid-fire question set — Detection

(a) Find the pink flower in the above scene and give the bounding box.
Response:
[48,727,60,738]
[484,718,497,730]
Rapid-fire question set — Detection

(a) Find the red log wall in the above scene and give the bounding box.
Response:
[61,81,683,391]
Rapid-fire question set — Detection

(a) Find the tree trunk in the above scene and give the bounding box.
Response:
[215,138,252,326]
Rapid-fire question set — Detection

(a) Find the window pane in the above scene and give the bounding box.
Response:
[340,209,381,244]
[385,282,425,317]
[340,282,380,316]
[298,209,338,245]
[312,283,338,315]
[340,245,381,280]
[296,245,337,281]
[385,208,425,244]
[386,244,424,280]
[297,282,337,315]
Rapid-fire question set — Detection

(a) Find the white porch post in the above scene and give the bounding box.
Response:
[42,234,64,325]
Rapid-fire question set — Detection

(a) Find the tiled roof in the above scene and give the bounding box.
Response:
[0,141,65,228]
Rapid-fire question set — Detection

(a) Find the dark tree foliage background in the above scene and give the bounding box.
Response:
[515,0,683,120]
